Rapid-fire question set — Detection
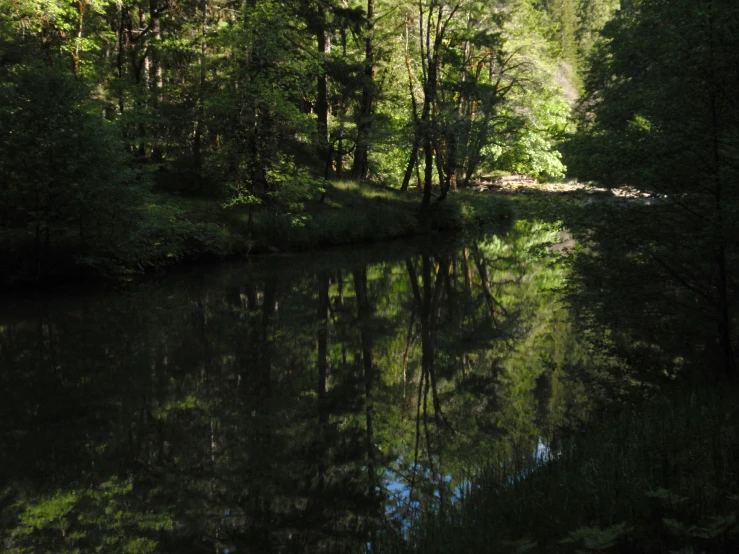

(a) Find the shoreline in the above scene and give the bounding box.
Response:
[0,184,515,291]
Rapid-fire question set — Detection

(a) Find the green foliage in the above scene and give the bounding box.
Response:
[449,0,574,180]
[561,522,632,551]
[0,62,140,277]
[0,0,589,281]
[575,0,619,63]
[16,492,78,535]
[205,1,317,204]
[252,182,512,250]
[7,478,172,553]
[564,0,739,375]
[110,200,243,270]
[567,0,739,194]
[546,0,580,62]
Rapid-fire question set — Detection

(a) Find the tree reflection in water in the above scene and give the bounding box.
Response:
[0,221,587,553]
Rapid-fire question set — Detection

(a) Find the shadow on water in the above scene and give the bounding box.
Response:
[0,218,588,553]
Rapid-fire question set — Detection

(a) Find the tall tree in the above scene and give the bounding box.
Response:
[351,0,375,180]
[567,0,739,375]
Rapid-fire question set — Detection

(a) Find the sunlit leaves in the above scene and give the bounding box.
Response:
[6,479,173,553]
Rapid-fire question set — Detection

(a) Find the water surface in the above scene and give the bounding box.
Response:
[0,221,585,553]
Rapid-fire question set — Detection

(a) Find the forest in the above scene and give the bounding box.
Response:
[0,0,614,280]
[1,0,738,552]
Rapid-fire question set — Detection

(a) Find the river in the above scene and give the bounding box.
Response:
[0,220,587,553]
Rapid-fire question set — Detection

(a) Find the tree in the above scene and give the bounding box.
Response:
[351,0,376,180]
[575,0,619,62]
[0,62,138,277]
[566,0,739,375]
[545,0,580,64]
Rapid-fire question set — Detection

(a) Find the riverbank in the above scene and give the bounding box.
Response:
[0,181,513,287]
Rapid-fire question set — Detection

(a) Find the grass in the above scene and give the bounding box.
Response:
[135,180,513,259]
[250,181,512,250]
[376,383,739,553]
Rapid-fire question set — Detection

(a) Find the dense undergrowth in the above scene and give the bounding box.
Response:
[376,384,739,553]
[0,180,512,286]
[255,181,511,249]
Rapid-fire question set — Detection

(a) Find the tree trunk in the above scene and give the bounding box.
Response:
[116,5,126,115]
[72,1,85,74]
[316,20,331,178]
[421,62,435,212]
[352,0,375,180]
[193,0,208,170]
[401,21,420,192]
[150,0,163,160]
[401,142,420,191]
[472,249,502,326]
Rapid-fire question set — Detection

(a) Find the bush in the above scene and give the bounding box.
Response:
[0,63,140,278]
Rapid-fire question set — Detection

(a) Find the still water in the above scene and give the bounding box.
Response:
[0,220,585,553]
